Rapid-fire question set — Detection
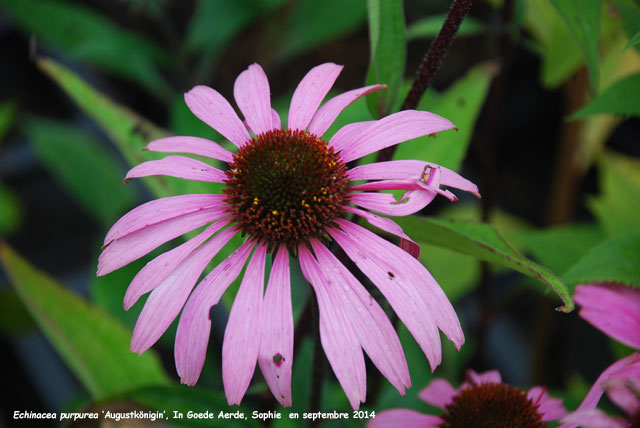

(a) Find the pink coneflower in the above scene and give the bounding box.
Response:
[97,63,479,408]
[369,369,567,427]
[560,283,640,428]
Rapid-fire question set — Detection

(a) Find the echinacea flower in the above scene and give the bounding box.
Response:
[97,62,479,408]
[369,369,567,428]
[560,283,640,428]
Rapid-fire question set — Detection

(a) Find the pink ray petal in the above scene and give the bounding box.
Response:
[350,179,427,192]
[258,245,293,407]
[144,136,234,163]
[367,409,442,428]
[288,63,343,131]
[399,238,421,258]
[124,219,230,310]
[175,241,254,386]
[347,160,480,197]
[234,64,273,136]
[223,243,268,405]
[561,409,628,428]
[271,108,281,130]
[348,190,437,216]
[130,226,238,354]
[329,120,376,152]
[104,194,225,245]
[308,84,386,137]
[337,110,456,163]
[98,207,226,276]
[467,369,502,385]
[310,240,411,394]
[329,225,442,370]
[527,386,568,421]
[331,219,465,360]
[184,85,251,147]
[418,378,457,409]
[343,206,419,255]
[124,155,227,183]
[298,245,366,409]
[605,376,640,416]
[574,283,640,349]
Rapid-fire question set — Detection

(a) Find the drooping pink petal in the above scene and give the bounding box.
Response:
[298,245,366,409]
[310,240,411,394]
[98,207,226,276]
[144,136,234,163]
[130,226,238,354]
[329,224,443,370]
[561,409,628,428]
[367,409,442,428]
[308,84,386,137]
[467,369,502,385]
[124,219,230,310]
[337,110,456,163]
[258,245,293,407]
[418,378,457,410]
[104,194,225,245]
[124,155,227,183]
[234,63,273,136]
[328,120,376,153]
[331,219,465,361]
[605,376,640,416]
[527,386,568,421]
[175,241,254,386]
[347,160,480,198]
[288,63,343,131]
[574,283,640,350]
[184,85,251,147]
[223,243,267,405]
[399,238,421,259]
[348,191,437,216]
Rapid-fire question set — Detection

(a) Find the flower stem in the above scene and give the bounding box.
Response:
[376,0,472,163]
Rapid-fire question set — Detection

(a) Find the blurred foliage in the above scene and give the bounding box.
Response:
[407,14,485,39]
[571,73,640,118]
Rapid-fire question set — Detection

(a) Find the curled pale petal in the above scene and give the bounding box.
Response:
[288,63,343,131]
[234,64,273,136]
[308,84,386,137]
[331,219,465,364]
[418,378,457,409]
[175,241,254,386]
[348,191,437,216]
[399,238,421,259]
[311,240,411,394]
[574,283,640,349]
[329,120,376,153]
[124,219,229,310]
[298,245,366,409]
[605,376,640,416]
[367,410,442,428]
[527,386,568,421]
[124,156,226,183]
[145,136,234,163]
[258,245,293,407]
[467,369,502,385]
[130,226,238,354]
[223,243,268,405]
[561,409,628,428]
[184,85,251,147]
[329,224,442,370]
[104,194,225,245]
[337,110,456,163]
[98,207,226,276]
[347,160,480,198]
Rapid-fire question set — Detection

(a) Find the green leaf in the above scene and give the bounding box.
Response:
[0,101,17,143]
[25,117,136,226]
[36,57,215,200]
[393,216,574,312]
[0,242,169,399]
[0,0,172,99]
[563,232,640,288]
[624,29,640,51]
[275,0,366,63]
[516,223,605,276]
[116,385,261,427]
[0,287,35,334]
[366,0,406,118]
[407,14,485,39]
[392,62,495,171]
[588,152,640,237]
[613,0,640,53]
[0,182,21,236]
[551,0,601,93]
[570,73,640,118]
